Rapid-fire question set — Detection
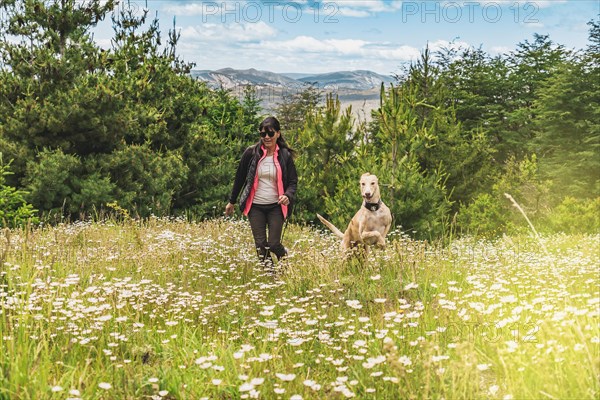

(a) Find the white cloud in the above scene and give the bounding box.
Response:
[95,38,112,50]
[377,45,422,60]
[344,1,403,12]
[336,0,388,13]
[162,3,209,16]
[523,22,545,29]
[489,45,512,55]
[256,35,419,61]
[181,21,277,43]
[83,0,593,75]
[164,1,310,19]
[173,29,423,74]
[329,0,566,20]
[263,35,337,52]
[337,8,372,18]
[335,0,403,17]
[533,0,568,7]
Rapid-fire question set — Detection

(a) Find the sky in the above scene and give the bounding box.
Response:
[94,0,599,75]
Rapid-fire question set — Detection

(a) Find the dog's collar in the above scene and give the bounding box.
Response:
[364,199,382,211]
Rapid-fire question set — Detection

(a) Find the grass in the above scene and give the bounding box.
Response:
[0,218,598,399]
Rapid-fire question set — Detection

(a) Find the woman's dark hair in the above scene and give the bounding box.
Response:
[259,116,296,157]
[259,116,280,132]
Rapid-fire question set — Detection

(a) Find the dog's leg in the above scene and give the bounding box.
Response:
[360,231,386,248]
[361,243,370,258]
[341,235,352,252]
[341,239,363,261]
[343,243,368,262]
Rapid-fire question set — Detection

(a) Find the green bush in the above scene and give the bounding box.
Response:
[98,144,188,217]
[24,148,81,213]
[542,197,600,234]
[457,193,506,237]
[457,155,552,237]
[0,158,38,228]
[71,172,116,217]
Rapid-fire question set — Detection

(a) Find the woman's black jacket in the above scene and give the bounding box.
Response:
[228,143,298,219]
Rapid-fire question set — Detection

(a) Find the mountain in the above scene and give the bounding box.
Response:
[190,68,394,119]
[190,68,394,90]
[191,68,301,89]
[297,70,395,90]
[279,72,314,80]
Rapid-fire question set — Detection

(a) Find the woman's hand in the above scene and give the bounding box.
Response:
[278,195,290,206]
[225,202,235,216]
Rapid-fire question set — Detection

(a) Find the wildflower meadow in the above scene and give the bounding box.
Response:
[0,218,598,399]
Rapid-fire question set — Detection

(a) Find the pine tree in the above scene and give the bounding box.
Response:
[293,94,356,222]
[0,0,258,218]
[391,49,496,210]
[367,82,452,238]
[504,34,569,159]
[437,47,512,142]
[0,0,119,156]
[533,20,600,199]
[275,82,323,134]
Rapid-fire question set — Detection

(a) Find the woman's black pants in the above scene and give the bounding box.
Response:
[247,203,287,262]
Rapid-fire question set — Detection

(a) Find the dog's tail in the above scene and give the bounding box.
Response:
[316,214,344,239]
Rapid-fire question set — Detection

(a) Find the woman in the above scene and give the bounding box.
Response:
[225,116,298,266]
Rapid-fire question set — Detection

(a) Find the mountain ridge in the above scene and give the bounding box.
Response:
[191,68,394,90]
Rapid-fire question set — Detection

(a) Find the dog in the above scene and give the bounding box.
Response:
[317,173,392,254]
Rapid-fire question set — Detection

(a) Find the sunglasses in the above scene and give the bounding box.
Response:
[259,131,276,138]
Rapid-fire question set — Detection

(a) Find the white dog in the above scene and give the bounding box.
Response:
[317,173,392,254]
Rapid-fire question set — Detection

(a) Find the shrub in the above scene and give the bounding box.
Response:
[71,172,116,217]
[457,193,506,237]
[98,144,188,217]
[0,158,38,228]
[24,148,81,214]
[542,197,600,234]
[457,155,551,237]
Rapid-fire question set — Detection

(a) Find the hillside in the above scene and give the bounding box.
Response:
[191,68,302,88]
[298,70,395,90]
[191,68,394,90]
[191,68,393,117]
